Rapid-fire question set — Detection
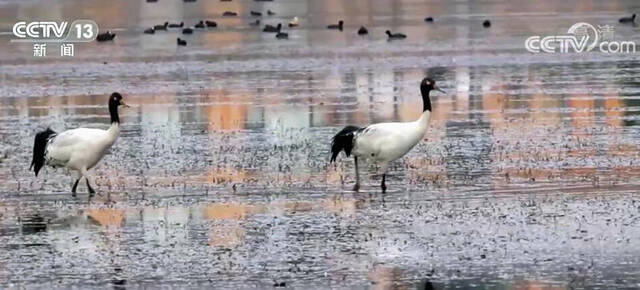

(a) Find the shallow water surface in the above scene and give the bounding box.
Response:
[1,0,640,288]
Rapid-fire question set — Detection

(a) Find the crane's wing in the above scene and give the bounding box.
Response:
[356,122,405,140]
[46,128,108,166]
[50,128,108,148]
[353,122,407,154]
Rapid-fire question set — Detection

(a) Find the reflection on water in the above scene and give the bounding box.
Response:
[20,214,47,235]
[3,192,640,288]
[2,0,640,288]
[2,59,640,286]
[88,208,125,228]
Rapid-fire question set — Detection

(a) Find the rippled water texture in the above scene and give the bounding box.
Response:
[1,0,640,288]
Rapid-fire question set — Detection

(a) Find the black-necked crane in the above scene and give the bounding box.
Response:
[330,78,445,192]
[31,93,129,196]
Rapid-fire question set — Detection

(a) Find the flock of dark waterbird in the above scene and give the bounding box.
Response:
[86,2,437,44]
[94,1,638,45]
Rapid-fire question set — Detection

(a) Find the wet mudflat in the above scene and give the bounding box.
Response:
[2,0,640,288]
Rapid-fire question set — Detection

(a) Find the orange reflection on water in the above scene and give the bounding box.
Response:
[209,225,246,247]
[600,90,639,167]
[205,94,248,131]
[200,195,366,248]
[203,168,249,184]
[529,92,562,126]
[568,96,595,136]
[204,202,250,220]
[510,280,567,290]
[482,86,509,130]
[321,195,362,216]
[203,203,251,247]
[87,208,126,228]
[283,201,314,213]
[604,96,623,128]
[197,0,244,19]
[201,30,247,47]
[326,165,346,184]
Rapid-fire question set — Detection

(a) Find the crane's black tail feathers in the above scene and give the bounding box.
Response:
[31,127,56,177]
[330,125,362,162]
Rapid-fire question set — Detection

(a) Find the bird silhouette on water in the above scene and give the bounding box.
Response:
[619,14,636,23]
[154,22,168,30]
[96,31,116,42]
[327,20,344,30]
[386,30,406,40]
[263,23,282,33]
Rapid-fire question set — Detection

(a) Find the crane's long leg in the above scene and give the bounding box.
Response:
[85,179,95,195]
[380,162,389,193]
[381,174,386,192]
[71,179,81,195]
[80,168,96,196]
[71,170,81,196]
[352,156,360,192]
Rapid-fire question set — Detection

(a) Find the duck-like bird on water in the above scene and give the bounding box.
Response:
[96,31,116,42]
[386,30,406,40]
[619,13,636,24]
[330,77,445,192]
[30,93,129,196]
[263,23,282,33]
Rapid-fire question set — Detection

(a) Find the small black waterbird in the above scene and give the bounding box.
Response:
[96,31,116,42]
[327,20,344,30]
[385,30,406,40]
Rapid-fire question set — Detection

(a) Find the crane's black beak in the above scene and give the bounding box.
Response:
[433,85,446,94]
[120,101,130,108]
